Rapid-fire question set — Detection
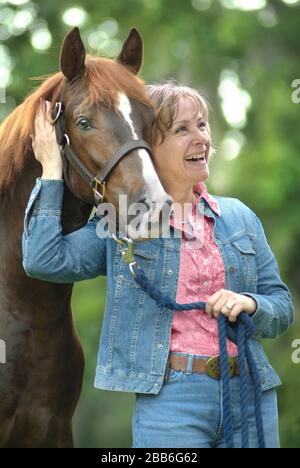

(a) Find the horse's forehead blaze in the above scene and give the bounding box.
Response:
[115,92,161,190]
[116,92,139,139]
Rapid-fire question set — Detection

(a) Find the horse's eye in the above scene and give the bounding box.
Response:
[76,118,92,131]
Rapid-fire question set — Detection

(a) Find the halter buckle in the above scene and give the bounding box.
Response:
[92,178,106,203]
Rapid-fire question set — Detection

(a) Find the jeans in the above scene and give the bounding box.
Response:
[132,353,280,448]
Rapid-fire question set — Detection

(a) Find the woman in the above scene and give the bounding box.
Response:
[23,83,294,448]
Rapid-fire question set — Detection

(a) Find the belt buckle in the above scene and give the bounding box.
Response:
[228,357,237,377]
[205,356,220,380]
[205,356,236,380]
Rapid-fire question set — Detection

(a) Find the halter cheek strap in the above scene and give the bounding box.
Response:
[52,101,153,207]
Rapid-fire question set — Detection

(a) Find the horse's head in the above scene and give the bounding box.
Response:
[55,27,172,240]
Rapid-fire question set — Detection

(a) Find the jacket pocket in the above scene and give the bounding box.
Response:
[231,236,256,255]
[113,243,158,288]
[230,235,257,288]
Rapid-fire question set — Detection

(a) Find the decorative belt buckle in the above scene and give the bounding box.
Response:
[205,356,221,380]
[228,357,237,377]
[205,356,237,380]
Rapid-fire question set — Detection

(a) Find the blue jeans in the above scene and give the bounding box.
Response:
[132,353,280,448]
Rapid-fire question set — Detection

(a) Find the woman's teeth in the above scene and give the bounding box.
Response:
[185,154,205,161]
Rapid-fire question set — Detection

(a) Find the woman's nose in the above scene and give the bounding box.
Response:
[192,128,208,144]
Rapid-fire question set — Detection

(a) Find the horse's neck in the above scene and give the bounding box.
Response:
[0,150,92,315]
[0,151,40,261]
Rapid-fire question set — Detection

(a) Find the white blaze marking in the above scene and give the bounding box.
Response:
[117,92,167,199]
[117,93,139,140]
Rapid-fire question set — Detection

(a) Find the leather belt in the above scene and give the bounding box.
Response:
[167,354,239,380]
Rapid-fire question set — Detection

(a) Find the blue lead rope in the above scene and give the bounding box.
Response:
[133,265,265,449]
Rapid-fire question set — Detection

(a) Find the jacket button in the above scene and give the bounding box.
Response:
[228,266,235,273]
[167,269,173,276]
[158,344,163,349]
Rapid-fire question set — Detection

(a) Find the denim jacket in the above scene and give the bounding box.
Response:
[22,179,294,394]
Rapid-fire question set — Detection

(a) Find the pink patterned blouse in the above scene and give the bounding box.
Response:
[169,182,237,356]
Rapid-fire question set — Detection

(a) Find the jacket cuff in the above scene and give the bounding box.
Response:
[241,292,273,339]
[34,178,64,211]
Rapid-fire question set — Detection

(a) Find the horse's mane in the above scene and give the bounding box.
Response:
[0,56,151,196]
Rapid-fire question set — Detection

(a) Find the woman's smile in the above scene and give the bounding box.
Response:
[184,151,208,168]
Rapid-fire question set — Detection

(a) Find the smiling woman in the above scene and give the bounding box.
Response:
[125,81,295,448]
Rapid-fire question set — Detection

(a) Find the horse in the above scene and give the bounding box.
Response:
[0,27,171,448]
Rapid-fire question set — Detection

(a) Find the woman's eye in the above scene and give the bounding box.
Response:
[76,118,92,131]
[198,122,206,130]
[175,126,188,134]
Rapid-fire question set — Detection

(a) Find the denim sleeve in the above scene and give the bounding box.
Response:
[22,178,106,283]
[242,214,294,339]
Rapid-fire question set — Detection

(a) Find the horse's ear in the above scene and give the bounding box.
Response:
[60,27,86,81]
[117,28,143,75]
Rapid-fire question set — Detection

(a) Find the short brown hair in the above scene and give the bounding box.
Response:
[146,81,210,144]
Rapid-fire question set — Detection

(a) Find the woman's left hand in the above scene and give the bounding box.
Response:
[205,289,257,322]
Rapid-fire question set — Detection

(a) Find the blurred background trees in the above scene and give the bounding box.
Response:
[1,0,299,448]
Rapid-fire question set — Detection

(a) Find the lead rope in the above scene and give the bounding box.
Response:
[126,260,265,448]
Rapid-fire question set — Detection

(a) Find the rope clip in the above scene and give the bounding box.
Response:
[111,235,137,276]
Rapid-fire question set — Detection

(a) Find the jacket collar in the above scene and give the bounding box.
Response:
[193,182,221,217]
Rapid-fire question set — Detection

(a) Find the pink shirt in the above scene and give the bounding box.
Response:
[169,182,237,356]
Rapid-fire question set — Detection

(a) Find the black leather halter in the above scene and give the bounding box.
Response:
[52,100,153,207]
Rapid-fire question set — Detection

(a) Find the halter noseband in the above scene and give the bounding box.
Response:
[52,100,153,207]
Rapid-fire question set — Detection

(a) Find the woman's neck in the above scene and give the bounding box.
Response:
[161,183,197,224]
[163,184,196,208]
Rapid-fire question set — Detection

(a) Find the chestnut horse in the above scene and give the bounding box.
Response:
[0,27,170,447]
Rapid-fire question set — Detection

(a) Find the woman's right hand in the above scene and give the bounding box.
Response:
[32,99,63,180]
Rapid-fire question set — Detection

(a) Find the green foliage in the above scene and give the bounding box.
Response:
[1,0,300,448]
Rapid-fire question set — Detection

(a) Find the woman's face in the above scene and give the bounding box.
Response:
[153,96,211,190]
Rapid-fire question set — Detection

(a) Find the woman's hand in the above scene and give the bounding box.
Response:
[206,289,257,322]
[31,99,63,180]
